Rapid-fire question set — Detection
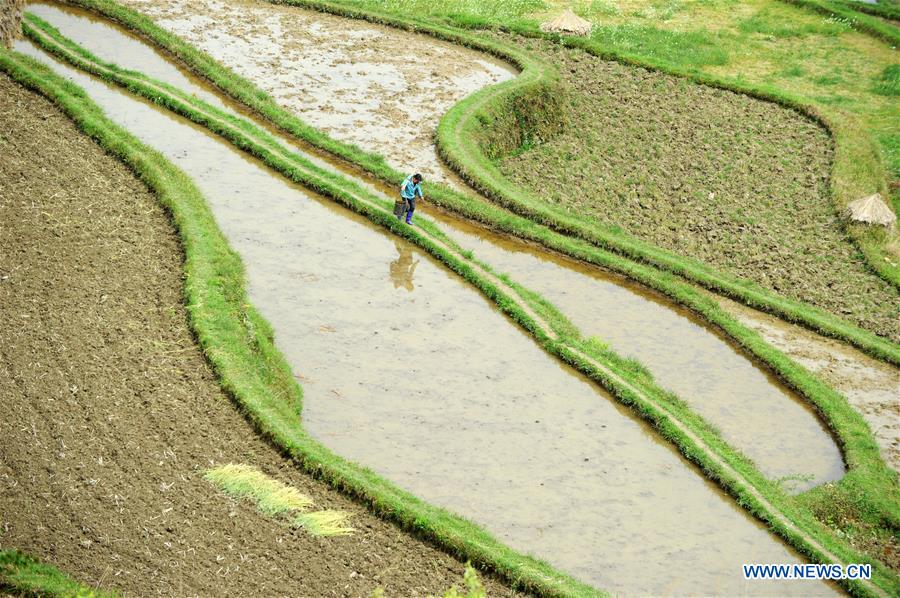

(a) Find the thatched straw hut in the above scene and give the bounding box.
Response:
[1,0,26,48]
[845,193,897,228]
[540,9,593,37]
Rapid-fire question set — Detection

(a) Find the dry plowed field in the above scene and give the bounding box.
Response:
[498,35,899,343]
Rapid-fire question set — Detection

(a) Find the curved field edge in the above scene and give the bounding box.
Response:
[0,549,113,597]
[426,11,900,351]
[832,0,900,23]
[0,51,601,598]
[30,0,900,587]
[65,0,900,366]
[776,0,900,45]
[19,19,900,596]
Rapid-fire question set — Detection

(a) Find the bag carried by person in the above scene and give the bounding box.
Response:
[393,198,408,218]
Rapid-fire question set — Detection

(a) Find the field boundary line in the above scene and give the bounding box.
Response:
[0,46,602,598]
[20,17,900,596]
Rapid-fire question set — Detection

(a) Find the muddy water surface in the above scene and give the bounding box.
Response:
[718,295,900,471]
[429,211,847,491]
[118,0,515,185]
[49,0,853,490]
[19,27,836,597]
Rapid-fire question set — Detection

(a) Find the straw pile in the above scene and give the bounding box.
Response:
[845,193,897,227]
[540,9,593,36]
[1,0,25,48]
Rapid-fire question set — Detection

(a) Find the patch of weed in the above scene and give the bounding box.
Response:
[779,64,807,77]
[590,23,729,67]
[578,0,621,18]
[872,64,900,96]
[0,550,111,597]
[205,464,353,536]
[632,0,685,21]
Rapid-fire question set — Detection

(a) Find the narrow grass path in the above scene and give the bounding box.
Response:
[18,17,900,596]
[240,0,900,362]
[0,48,600,598]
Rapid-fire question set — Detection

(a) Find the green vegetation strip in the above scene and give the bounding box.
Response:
[0,549,113,597]
[0,46,599,598]
[20,19,900,596]
[205,464,354,536]
[776,0,900,45]
[834,0,900,22]
[265,1,900,356]
[59,0,900,368]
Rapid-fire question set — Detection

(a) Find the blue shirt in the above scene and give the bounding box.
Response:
[400,175,423,200]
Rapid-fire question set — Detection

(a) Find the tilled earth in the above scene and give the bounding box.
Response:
[497,35,900,343]
[0,74,517,597]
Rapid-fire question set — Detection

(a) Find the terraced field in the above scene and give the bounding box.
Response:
[1,0,897,596]
[0,71,514,597]
[497,35,899,342]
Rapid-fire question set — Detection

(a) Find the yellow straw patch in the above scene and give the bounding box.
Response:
[204,463,353,536]
[293,510,355,537]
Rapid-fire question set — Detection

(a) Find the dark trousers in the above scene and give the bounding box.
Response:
[396,196,416,221]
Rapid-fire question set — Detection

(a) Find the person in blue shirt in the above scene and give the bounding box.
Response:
[397,173,424,224]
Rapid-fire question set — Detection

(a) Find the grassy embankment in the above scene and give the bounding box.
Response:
[0,549,111,597]
[0,47,601,597]
[21,15,900,595]
[830,1,900,23]
[38,0,900,584]
[64,0,899,367]
[779,0,900,42]
[285,0,900,347]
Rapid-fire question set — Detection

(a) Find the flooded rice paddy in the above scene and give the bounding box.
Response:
[17,2,847,594]
[28,1,848,491]
[119,0,515,185]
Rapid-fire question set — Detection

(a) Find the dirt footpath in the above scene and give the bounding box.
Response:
[0,74,517,597]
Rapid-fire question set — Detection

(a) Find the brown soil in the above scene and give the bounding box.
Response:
[0,73,518,597]
[496,35,900,343]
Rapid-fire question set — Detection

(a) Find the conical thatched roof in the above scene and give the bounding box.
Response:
[540,9,592,36]
[845,193,897,227]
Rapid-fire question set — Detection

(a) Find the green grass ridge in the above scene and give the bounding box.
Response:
[776,0,900,45]
[58,0,900,367]
[18,14,900,596]
[832,0,900,22]
[0,45,601,598]
[0,549,113,597]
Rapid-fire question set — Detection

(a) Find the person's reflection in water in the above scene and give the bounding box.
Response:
[389,240,419,292]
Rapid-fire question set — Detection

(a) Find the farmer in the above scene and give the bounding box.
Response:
[396,172,424,225]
